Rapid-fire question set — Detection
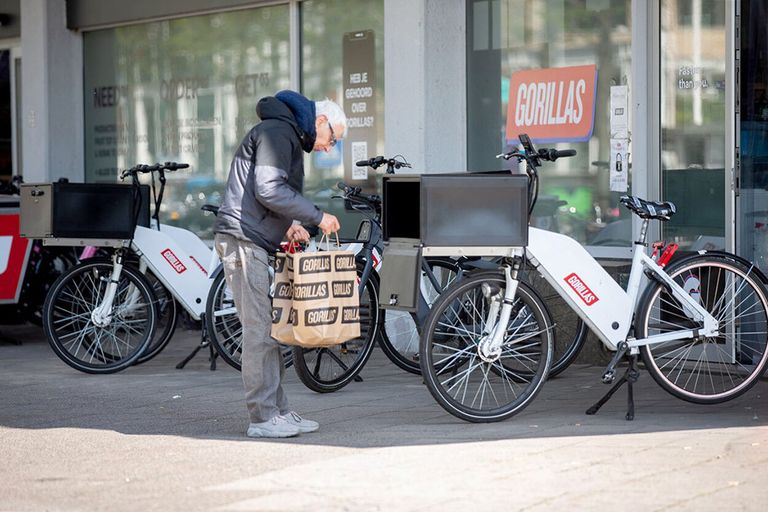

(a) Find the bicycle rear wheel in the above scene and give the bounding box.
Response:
[43,260,157,374]
[205,269,242,371]
[419,271,553,422]
[378,258,460,375]
[637,254,768,403]
[205,267,294,371]
[134,270,178,365]
[291,262,378,392]
[521,266,588,377]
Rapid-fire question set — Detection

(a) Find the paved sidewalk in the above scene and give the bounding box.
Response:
[0,323,766,511]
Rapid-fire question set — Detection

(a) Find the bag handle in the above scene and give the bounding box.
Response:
[318,232,340,251]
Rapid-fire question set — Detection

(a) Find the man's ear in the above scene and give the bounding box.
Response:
[315,114,328,127]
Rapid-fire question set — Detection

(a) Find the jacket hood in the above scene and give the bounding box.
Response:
[256,92,317,153]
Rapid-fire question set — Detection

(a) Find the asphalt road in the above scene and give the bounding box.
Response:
[0,323,766,511]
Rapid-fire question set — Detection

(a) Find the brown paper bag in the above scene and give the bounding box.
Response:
[288,248,361,347]
[270,252,297,344]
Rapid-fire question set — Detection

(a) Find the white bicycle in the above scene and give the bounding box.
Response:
[43,162,224,373]
[418,134,768,422]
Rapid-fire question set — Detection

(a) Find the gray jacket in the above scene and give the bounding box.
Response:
[214,97,323,252]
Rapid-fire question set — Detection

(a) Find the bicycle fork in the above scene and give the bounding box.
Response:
[90,251,126,327]
[477,263,521,362]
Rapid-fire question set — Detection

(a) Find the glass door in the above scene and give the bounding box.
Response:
[0,49,13,184]
[660,0,728,250]
[739,0,768,272]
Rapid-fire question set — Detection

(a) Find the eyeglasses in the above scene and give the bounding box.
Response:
[328,122,337,147]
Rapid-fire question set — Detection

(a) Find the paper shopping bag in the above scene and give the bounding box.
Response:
[289,249,361,347]
[270,252,297,344]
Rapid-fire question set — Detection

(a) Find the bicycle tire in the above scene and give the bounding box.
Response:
[43,260,157,374]
[205,267,293,371]
[520,266,589,377]
[637,254,768,404]
[378,257,460,375]
[291,261,379,393]
[134,270,178,365]
[419,271,553,422]
[20,245,78,326]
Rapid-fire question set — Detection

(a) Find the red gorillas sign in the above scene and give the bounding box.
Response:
[0,213,31,303]
[161,248,187,274]
[506,65,598,143]
[564,272,600,306]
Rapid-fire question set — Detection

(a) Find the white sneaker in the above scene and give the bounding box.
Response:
[283,411,319,433]
[246,415,300,438]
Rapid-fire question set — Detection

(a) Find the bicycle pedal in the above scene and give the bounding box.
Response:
[601,371,616,384]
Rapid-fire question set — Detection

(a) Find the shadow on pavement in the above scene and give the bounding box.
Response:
[1,323,766,448]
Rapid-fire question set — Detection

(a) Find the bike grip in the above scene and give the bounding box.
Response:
[355,160,370,167]
[337,181,349,191]
[553,149,577,159]
[176,163,190,169]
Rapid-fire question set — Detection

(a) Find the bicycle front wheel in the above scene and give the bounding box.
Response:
[420,271,553,422]
[291,262,379,393]
[378,258,460,375]
[205,267,293,371]
[43,260,157,374]
[637,255,768,404]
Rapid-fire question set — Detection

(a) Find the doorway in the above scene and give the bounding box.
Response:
[0,47,20,188]
[739,0,768,272]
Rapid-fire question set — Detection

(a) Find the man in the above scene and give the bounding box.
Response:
[213,90,346,438]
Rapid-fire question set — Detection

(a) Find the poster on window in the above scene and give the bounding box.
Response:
[506,65,598,144]
[342,30,377,186]
[609,138,629,193]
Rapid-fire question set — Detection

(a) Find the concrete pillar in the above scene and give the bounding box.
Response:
[384,0,466,173]
[21,0,84,182]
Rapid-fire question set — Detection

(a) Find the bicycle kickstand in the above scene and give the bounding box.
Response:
[176,313,218,371]
[586,344,641,421]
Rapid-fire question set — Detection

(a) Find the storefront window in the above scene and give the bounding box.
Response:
[467,0,633,247]
[301,0,384,236]
[660,0,727,249]
[739,0,768,272]
[83,5,291,238]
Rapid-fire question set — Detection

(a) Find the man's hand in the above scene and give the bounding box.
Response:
[286,224,311,243]
[318,212,341,235]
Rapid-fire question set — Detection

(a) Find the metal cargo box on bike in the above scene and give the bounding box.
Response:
[19,182,150,245]
[378,172,529,311]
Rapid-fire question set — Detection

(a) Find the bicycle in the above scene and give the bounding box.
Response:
[352,156,588,377]
[416,133,768,422]
[43,162,221,373]
[2,176,79,329]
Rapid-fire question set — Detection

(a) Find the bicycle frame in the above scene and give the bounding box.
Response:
[130,223,219,319]
[90,165,220,325]
[524,226,718,352]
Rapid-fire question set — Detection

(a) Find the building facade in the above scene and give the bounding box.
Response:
[0,0,763,268]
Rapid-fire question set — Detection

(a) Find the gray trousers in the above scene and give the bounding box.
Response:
[214,233,289,423]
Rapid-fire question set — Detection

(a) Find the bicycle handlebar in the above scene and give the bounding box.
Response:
[355,155,412,173]
[356,156,385,168]
[120,162,190,180]
[337,181,381,207]
[497,147,577,163]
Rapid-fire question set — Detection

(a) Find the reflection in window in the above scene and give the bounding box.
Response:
[301,0,384,238]
[660,0,726,249]
[467,0,633,247]
[83,6,291,238]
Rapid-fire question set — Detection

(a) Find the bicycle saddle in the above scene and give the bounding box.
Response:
[201,204,220,216]
[620,196,676,221]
